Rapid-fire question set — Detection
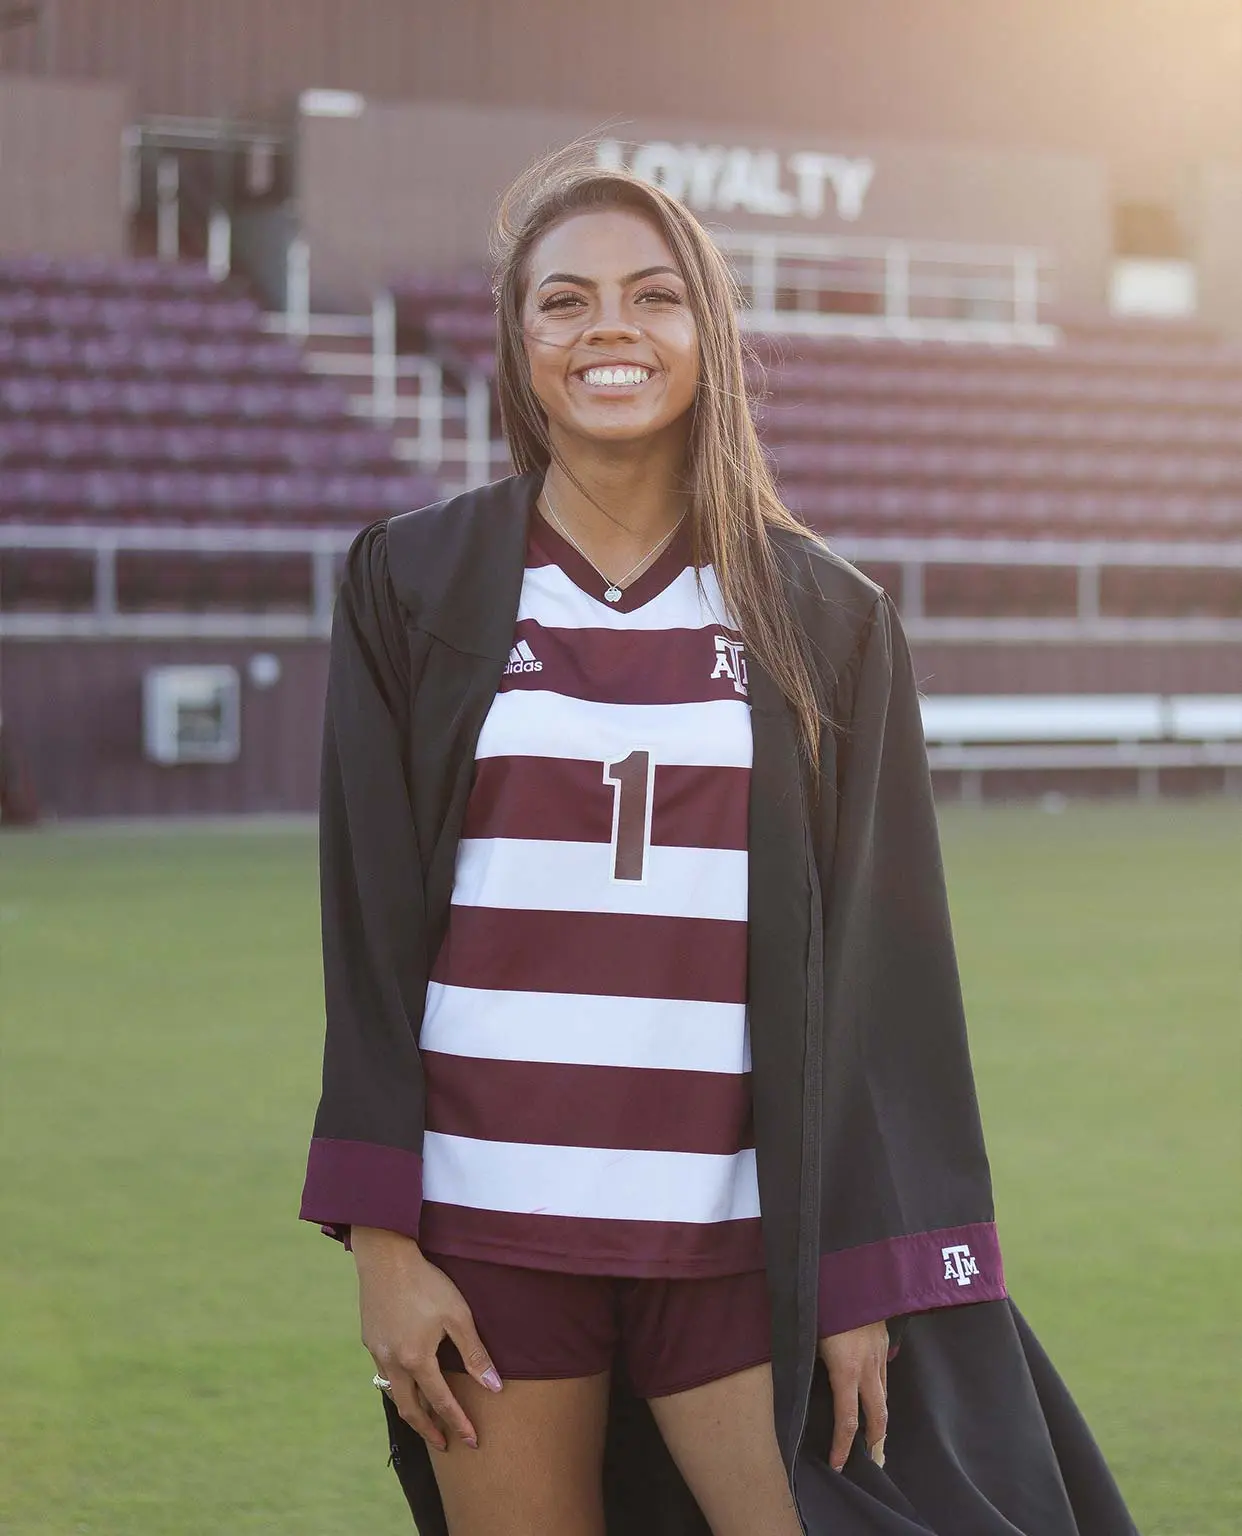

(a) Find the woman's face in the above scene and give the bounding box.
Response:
[521,207,700,450]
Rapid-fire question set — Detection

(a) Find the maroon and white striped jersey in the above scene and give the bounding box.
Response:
[417,511,761,1277]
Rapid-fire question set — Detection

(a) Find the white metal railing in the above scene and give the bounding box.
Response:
[714,231,1058,347]
[265,282,503,488]
[264,224,1063,495]
[2,524,1239,644]
[829,534,1242,638]
[0,523,354,639]
[284,235,311,338]
[264,233,449,454]
[111,209,1056,490]
[3,527,1238,794]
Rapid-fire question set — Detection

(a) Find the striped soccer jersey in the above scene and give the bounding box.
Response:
[417,510,761,1277]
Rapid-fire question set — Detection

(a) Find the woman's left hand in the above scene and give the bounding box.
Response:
[818,1320,889,1471]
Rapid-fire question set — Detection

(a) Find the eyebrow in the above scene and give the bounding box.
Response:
[535,265,683,290]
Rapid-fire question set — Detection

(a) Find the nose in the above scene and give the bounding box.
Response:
[582,295,641,345]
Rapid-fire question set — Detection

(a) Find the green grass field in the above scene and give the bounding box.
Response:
[1,803,1238,1535]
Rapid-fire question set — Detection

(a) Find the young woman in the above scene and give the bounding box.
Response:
[301,159,1138,1536]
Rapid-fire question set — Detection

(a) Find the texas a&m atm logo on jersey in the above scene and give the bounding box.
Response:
[710,635,748,696]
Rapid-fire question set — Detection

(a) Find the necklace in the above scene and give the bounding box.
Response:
[541,486,687,603]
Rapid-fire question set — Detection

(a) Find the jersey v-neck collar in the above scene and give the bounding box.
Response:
[530,508,694,614]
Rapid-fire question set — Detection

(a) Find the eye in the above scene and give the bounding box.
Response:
[636,286,682,305]
[537,291,585,312]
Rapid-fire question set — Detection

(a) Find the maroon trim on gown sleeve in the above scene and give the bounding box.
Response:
[300,1137,424,1246]
[817,1219,1007,1338]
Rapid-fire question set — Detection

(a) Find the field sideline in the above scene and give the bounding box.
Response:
[1,803,1238,1535]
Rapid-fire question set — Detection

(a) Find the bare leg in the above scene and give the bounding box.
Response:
[647,1363,803,1536]
[427,1370,611,1536]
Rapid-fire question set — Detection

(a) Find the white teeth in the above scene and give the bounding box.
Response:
[582,366,651,387]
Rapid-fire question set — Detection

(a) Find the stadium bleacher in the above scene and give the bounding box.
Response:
[755,330,1242,551]
[394,272,497,381]
[4,253,1239,693]
[0,255,437,610]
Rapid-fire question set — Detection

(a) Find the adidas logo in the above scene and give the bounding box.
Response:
[504,638,544,675]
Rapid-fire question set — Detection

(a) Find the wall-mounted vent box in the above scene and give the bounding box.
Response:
[143,666,241,765]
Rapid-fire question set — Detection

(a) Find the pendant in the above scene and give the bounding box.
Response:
[604,585,623,603]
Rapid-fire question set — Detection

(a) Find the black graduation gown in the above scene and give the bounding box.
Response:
[301,472,1140,1535]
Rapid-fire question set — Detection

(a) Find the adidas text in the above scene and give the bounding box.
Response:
[505,640,543,675]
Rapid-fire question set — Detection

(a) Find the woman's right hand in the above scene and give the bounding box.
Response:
[351,1226,503,1452]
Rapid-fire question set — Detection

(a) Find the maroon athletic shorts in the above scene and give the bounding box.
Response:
[429,1253,772,1400]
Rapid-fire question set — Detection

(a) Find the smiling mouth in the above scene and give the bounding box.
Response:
[577,365,652,387]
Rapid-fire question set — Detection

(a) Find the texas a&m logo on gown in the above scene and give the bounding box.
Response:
[941,1243,980,1286]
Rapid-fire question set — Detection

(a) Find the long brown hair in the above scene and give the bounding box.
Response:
[491,151,827,768]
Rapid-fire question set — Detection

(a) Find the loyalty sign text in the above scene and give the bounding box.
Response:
[597,138,875,222]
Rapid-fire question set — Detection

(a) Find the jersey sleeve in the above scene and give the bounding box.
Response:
[299,523,430,1245]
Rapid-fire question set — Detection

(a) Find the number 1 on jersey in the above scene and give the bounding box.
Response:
[604,749,654,883]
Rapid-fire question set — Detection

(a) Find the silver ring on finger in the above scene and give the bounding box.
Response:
[373,1373,393,1392]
